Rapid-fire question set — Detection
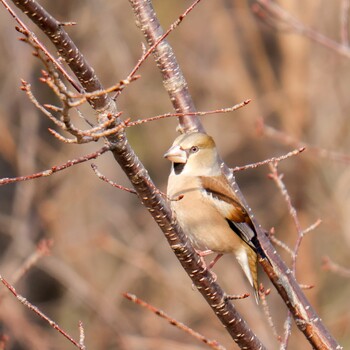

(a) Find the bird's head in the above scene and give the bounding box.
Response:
[164,132,221,176]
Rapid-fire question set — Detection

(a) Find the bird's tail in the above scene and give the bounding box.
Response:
[235,244,259,304]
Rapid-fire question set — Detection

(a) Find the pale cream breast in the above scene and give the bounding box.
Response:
[168,174,243,253]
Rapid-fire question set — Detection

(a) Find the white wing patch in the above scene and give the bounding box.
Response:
[201,189,233,218]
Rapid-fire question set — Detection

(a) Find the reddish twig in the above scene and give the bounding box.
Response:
[268,163,316,274]
[252,0,350,59]
[0,146,110,186]
[0,276,84,349]
[123,292,226,350]
[232,147,305,173]
[0,0,80,91]
[299,284,314,290]
[91,163,174,201]
[322,256,350,278]
[268,163,322,347]
[268,228,294,258]
[259,285,280,343]
[11,239,53,285]
[90,164,137,194]
[127,100,251,127]
[6,0,342,348]
[10,0,111,110]
[258,118,350,164]
[116,0,203,102]
[269,161,302,263]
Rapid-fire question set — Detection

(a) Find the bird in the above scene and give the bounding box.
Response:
[164,132,265,303]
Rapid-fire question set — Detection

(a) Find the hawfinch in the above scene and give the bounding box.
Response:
[164,132,264,302]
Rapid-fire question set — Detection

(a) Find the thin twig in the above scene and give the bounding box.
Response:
[268,163,303,274]
[269,234,294,259]
[127,100,251,127]
[268,164,322,347]
[322,256,350,278]
[280,313,292,350]
[0,146,110,186]
[233,147,305,172]
[123,292,226,350]
[0,276,84,349]
[129,0,204,132]
[257,118,350,164]
[91,163,174,201]
[116,0,203,102]
[90,164,137,194]
[253,0,350,58]
[0,0,80,90]
[259,285,280,342]
[11,239,53,285]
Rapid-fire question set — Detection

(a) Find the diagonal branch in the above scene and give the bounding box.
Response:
[6,0,266,349]
[123,292,226,350]
[0,276,84,350]
[11,0,110,111]
[5,0,342,349]
[129,0,204,133]
[253,0,350,59]
[129,1,342,349]
[0,146,110,186]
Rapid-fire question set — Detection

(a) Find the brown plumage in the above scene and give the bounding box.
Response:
[164,132,262,303]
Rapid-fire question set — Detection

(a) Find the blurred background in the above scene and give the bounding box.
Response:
[0,0,349,349]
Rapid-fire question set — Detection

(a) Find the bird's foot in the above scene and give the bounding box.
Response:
[194,250,223,282]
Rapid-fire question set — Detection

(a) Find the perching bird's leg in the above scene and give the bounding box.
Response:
[207,253,223,269]
[196,249,214,257]
[195,249,214,269]
[195,250,223,282]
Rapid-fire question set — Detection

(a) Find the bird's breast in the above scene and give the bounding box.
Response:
[168,175,242,253]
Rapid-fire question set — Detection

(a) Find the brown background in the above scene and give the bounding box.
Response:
[0,1,349,349]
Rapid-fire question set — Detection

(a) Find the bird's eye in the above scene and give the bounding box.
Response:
[190,146,199,153]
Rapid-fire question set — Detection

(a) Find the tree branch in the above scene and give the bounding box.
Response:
[5,0,342,348]
[7,0,266,348]
[129,1,342,349]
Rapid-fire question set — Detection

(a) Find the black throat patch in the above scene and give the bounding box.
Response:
[173,162,185,175]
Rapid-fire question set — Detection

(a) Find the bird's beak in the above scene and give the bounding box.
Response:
[164,145,187,163]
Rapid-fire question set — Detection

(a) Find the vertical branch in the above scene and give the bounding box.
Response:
[5,1,267,348]
[5,0,342,348]
[129,0,204,133]
[109,133,267,350]
[128,1,342,349]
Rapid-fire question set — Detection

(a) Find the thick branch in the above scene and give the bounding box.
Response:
[7,0,343,348]
[129,1,342,349]
[110,132,266,350]
[129,0,204,133]
[9,0,265,348]
[12,0,109,111]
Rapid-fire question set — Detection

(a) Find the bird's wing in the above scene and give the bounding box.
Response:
[199,175,261,253]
